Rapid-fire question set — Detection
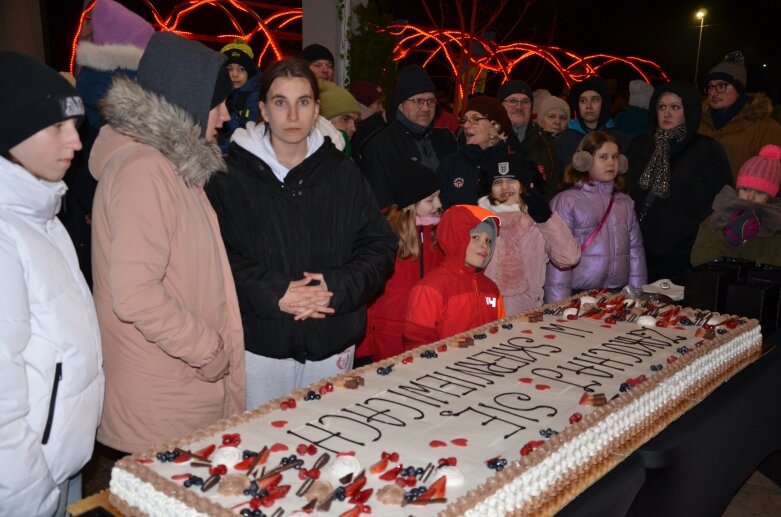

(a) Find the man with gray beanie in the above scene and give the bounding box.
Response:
[360,64,456,209]
[496,80,558,198]
[89,31,246,453]
[699,50,781,180]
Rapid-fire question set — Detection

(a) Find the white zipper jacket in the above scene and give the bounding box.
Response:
[0,157,103,516]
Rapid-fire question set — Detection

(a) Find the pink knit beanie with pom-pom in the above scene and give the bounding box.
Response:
[736,144,781,198]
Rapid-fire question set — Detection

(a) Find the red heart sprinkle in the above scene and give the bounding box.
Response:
[544,335,556,339]
[521,329,533,334]
[270,420,287,428]
[518,377,533,384]
[451,438,468,447]
[535,384,550,390]
[429,440,447,448]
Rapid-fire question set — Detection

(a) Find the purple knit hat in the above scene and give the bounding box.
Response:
[92,0,154,49]
[736,144,781,198]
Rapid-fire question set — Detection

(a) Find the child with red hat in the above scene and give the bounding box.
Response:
[692,144,781,266]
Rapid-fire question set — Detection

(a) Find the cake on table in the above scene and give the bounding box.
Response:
[109,291,762,517]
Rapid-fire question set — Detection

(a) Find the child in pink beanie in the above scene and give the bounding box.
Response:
[691,144,781,266]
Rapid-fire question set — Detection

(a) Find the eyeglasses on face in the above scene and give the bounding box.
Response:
[404,97,437,108]
[502,98,531,107]
[705,82,730,94]
[459,115,488,126]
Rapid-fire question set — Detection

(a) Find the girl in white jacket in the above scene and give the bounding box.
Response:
[0,52,103,517]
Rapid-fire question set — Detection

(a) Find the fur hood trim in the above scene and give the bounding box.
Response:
[100,75,225,187]
[77,41,143,71]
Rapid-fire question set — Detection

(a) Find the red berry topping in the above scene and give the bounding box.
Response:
[296,444,309,455]
[566,314,578,320]
[605,317,616,325]
[308,468,320,479]
[326,382,334,392]
[298,468,309,480]
[319,385,328,395]
[489,326,499,334]
[569,412,583,424]
[221,433,241,446]
[437,344,448,352]
[307,444,317,455]
[250,497,263,510]
[379,465,403,481]
[402,356,413,364]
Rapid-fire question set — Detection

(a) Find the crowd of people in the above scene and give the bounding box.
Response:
[3,0,781,514]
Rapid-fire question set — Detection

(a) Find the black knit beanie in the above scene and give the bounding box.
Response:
[387,160,442,208]
[393,64,436,107]
[0,51,84,154]
[302,44,334,65]
[496,80,533,103]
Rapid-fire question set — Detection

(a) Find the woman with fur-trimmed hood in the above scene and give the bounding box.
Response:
[89,32,245,453]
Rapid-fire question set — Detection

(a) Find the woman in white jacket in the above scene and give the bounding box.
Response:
[0,52,103,517]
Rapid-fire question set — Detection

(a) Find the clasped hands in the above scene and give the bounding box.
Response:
[278,272,335,321]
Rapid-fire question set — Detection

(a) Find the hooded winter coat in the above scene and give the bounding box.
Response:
[438,142,508,208]
[90,75,245,453]
[699,93,781,180]
[545,180,647,302]
[404,205,504,346]
[478,197,580,315]
[554,78,630,192]
[218,72,261,153]
[626,81,733,283]
[0,158,103,517]
[691,186,781,267]
[206,123,397,362]
[358,224,444,361]
[360,116,457,209]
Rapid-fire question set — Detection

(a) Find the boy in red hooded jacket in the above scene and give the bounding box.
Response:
[403,204,505,347]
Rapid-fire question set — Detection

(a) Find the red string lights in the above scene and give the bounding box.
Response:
[69,0,302,74]
[70,2,667,92]
[385,23,670,91]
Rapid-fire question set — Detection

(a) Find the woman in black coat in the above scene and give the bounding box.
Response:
[207,59,397,408]
[626,81,733,283]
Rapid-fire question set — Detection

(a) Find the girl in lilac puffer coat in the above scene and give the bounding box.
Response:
[545,132,647,302]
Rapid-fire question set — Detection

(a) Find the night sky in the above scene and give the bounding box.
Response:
[42,0,781,100]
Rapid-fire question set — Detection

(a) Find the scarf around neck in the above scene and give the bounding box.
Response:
[638,122,687,200]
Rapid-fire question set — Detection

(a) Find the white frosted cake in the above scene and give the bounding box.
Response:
[109,292,762,516]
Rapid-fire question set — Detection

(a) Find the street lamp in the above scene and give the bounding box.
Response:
[694,9,707,84]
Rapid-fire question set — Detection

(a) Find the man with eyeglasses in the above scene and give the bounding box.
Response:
[699,50,781,181]
[553,77,630,198]
[496,80,557,198]
[360,64,456,209]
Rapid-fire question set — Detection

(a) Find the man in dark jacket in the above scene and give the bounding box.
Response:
[555,77,630,195]
[496,80,557,196]
[698,51,781,181]
[360,65,456,209]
